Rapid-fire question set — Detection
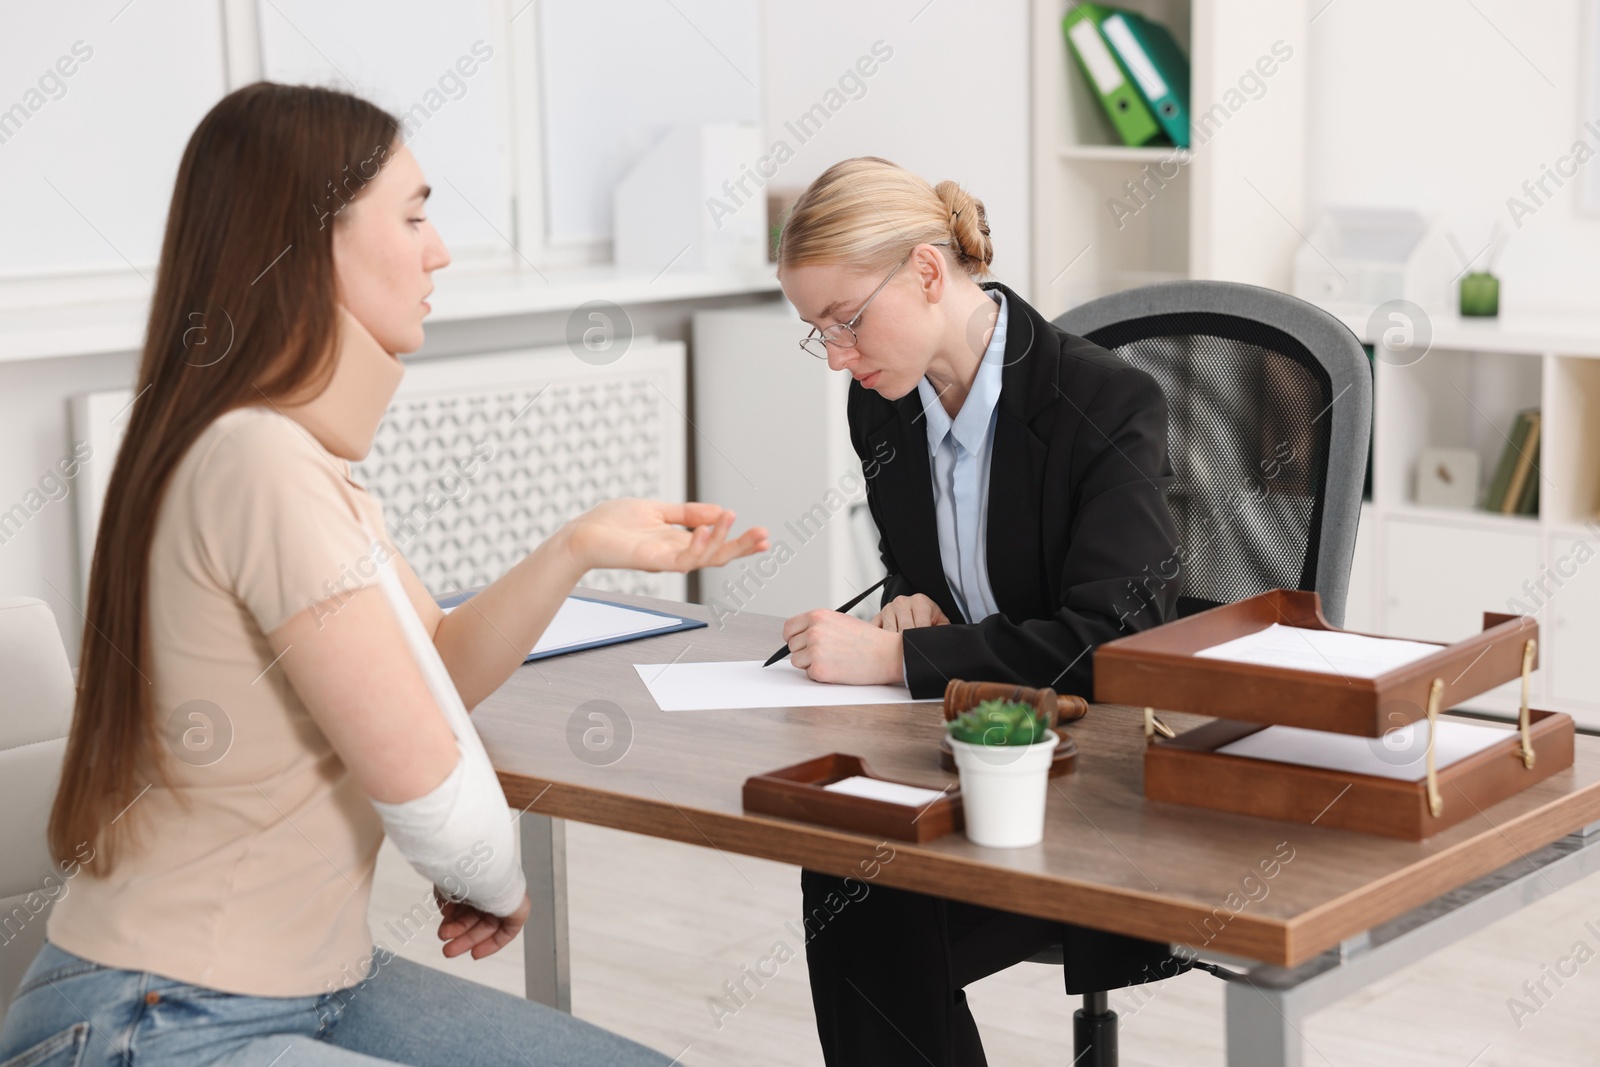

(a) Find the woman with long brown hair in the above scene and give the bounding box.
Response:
[0,83,764,1067]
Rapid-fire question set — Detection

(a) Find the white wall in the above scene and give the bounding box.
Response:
[0,0,226,277]
[1307,0,1600,314]
[540,0,761,244]
[258,0,513,255]
[758,0,1032,298]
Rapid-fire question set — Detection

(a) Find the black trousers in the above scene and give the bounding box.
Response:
[801,870,1183,1067]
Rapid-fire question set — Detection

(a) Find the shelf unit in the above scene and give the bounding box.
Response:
[1331,307,1600,729]
[1032,2,1599,727]
[1030,0,1309,315]
[1056,145,1194,164]
[1032,0,1191,314]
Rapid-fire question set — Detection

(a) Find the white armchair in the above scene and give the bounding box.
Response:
[0,597,75,1022]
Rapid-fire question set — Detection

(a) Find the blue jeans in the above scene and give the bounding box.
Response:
[0,940,669,1066]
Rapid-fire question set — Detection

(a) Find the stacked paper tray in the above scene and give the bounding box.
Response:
[1092,590,1574,840]
[1096,589,1538,735]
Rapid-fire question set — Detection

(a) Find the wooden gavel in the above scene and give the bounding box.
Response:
[941,679,1090,727]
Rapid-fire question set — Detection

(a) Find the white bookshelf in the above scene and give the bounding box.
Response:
[1032,1,1600,728]
[1031,0,1191,313]
[1030,0,1309,313]
[1329,309,1600,729]
[1056,145,1194,164]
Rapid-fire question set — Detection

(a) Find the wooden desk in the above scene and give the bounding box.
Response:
[475,591,1600,1066]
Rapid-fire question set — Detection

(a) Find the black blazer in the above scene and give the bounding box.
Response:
[849,281,1182,700]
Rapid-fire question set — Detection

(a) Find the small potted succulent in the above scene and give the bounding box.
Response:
[945,698,1059,848]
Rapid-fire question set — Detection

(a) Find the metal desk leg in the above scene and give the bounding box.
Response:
[1225,982,1303,1067]
[1220,825,1600,1067]
[519,813,571,1011]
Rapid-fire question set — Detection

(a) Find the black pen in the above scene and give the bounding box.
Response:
[762,575,891,667]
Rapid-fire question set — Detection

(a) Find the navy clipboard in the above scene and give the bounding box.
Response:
[434,591,707,663]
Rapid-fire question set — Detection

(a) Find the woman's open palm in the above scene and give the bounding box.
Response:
[568,499,768,573]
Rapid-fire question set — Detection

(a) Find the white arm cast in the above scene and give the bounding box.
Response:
[360,524,526,917]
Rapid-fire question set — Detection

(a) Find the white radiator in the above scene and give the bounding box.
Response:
[71,338,688,604]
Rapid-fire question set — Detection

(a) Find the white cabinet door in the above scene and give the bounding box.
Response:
[1382,516,1544,706]
[1547,529,1600,716]
[693,305,866,622]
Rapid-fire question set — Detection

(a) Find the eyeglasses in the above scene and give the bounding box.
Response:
[798,243,948,359]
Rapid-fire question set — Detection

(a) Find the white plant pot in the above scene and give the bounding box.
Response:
[948,729,1059,848]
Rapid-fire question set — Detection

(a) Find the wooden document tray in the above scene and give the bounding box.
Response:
[1094,590,1576,840]
[1146,710,1574,839]
[742,753,963,843]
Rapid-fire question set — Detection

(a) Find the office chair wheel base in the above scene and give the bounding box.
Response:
[1073,992,1118,1067]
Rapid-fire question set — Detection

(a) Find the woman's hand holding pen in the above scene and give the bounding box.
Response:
[561,499,768,573]
[871,594,949,632]
[783,610,904,685]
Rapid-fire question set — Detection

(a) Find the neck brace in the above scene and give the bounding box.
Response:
[277,305,405,462]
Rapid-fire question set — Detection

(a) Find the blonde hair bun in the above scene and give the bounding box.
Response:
[934,181,993,271]
[778,157,995,279]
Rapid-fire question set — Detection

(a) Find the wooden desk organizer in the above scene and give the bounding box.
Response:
[742,681,1082,841]
[742,753,963,843]
[936,679,1083,778]
[1094,590,1574,840]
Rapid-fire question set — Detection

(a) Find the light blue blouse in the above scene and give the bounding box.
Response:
[913,289,1007,625]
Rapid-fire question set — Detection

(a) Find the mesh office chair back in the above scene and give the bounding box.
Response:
[1044,281,1373,1067]
[1056,280,1373,627]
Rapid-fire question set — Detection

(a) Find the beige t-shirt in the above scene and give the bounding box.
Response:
[49,404,398,997]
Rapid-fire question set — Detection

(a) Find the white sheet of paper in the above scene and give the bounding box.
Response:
[634,660,936,712]
[1194,623,1443,678]
[823,776,949,807]
[444,596,684,657]
[1216,719,1511,782]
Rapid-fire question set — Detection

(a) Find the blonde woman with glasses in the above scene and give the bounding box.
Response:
[773,157,1184,1067]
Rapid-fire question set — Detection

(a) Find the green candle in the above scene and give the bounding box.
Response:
[1460,272,1499,318]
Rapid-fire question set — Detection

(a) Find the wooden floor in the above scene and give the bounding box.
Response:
[369,821,1600,1066]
